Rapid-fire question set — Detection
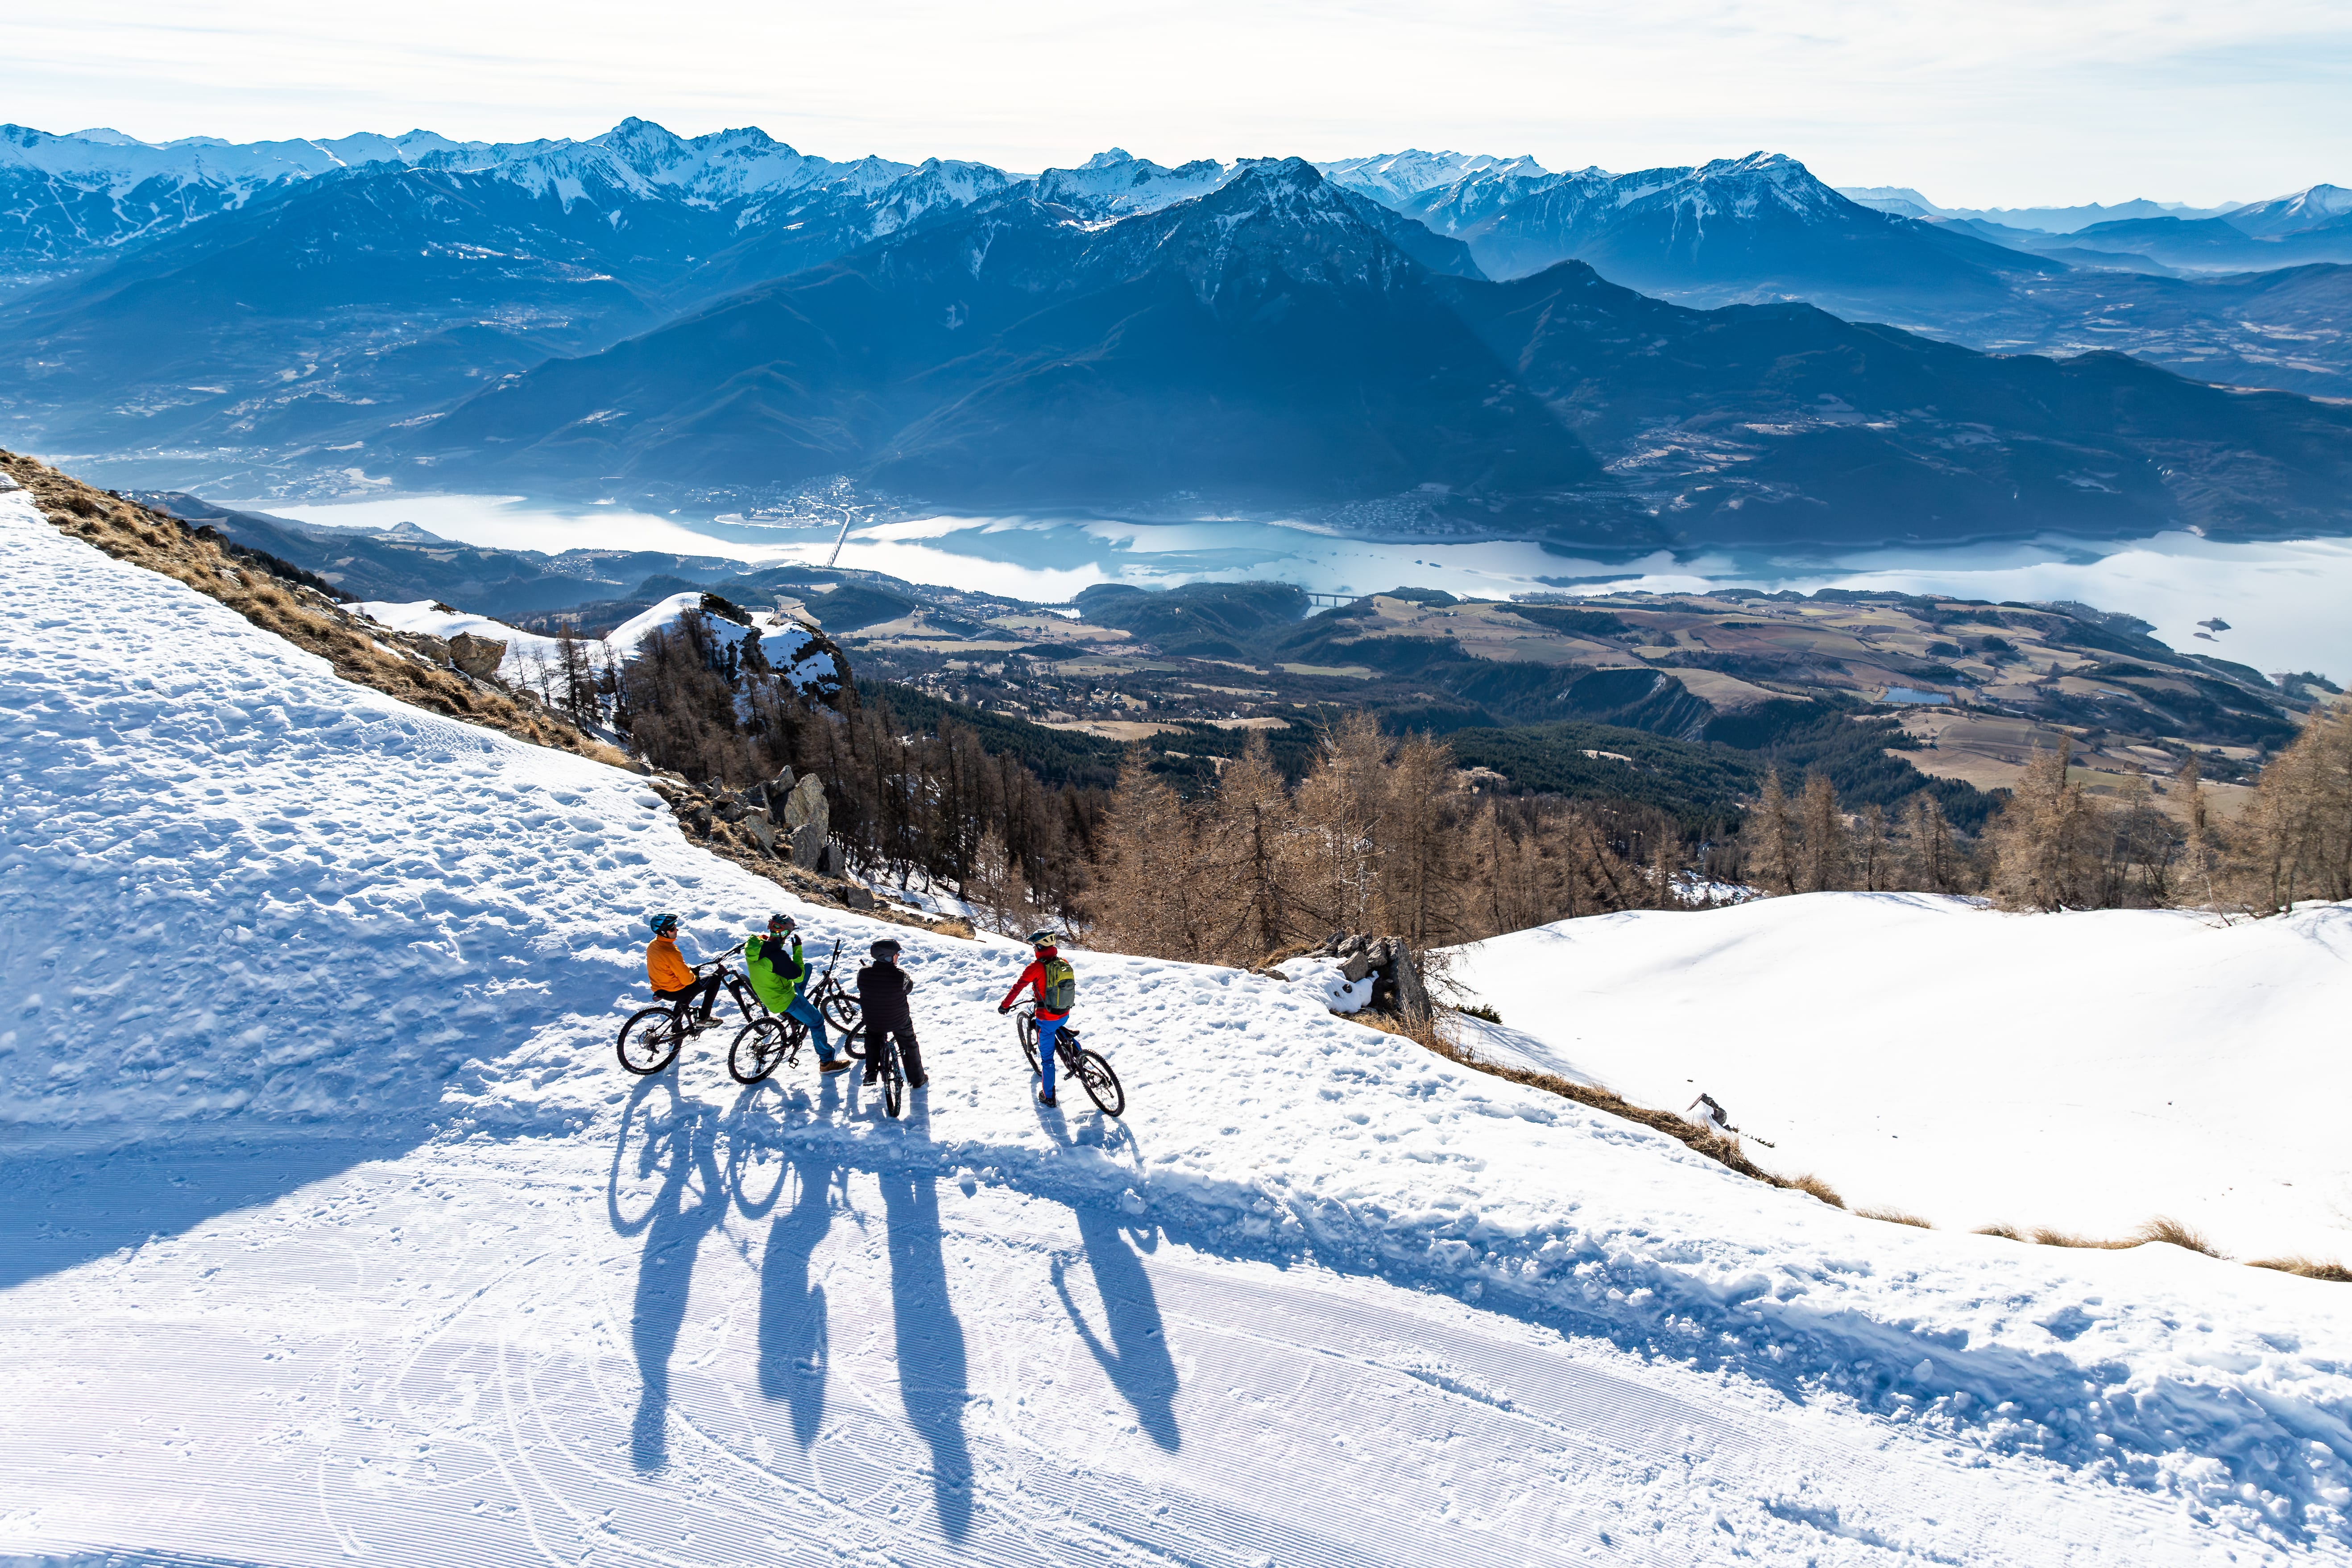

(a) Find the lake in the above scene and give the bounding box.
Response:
[246,493,2352,685]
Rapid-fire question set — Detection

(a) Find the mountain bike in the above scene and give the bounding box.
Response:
[799,937,868,1054]
[617,944,755,1075]
[726,1009,808,1085]
[844,1023,906,1118]
[1013,1005,1124,1117]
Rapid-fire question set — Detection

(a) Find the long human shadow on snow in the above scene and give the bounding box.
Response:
[609,1074,729,1473]
[1054,1203,1182,1451]
[732,1075,844,1451]
[878,1095,976,1540]
[709,1077,1174,1522]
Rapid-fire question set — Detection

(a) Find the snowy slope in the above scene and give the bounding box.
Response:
[6,495,2352,1563]
[354,597,568,684]
[1450,894,2352,1261]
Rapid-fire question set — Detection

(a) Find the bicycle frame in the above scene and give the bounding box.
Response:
[805,938,848,1008]
[672,945,758,1026]
[1016,1005,1083,1070]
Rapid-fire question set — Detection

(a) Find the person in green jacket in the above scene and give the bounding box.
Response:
[744,914,846,1074]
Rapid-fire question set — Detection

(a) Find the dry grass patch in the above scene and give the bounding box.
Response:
[1786,1175,1847,1209]
[1366,1009,1844,1203]
[4,449,629,769]
[1858,1206,1934,1229]
[2132,1216,2219,1256]
[2249,1257,2352,1283]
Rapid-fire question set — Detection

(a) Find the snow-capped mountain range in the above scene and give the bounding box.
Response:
[5,118,2352,512]
[15,116,2344,297]
[366,156,2352,548]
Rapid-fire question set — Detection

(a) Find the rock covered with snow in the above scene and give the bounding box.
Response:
[353,598,565,685]
[1274,956,1375,1013]
[605,590,851,710]
[1279,931,1430,1017]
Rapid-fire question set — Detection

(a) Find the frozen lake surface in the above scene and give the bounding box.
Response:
[250,494,2352,683]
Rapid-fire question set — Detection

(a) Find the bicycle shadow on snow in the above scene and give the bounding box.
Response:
[608,1073,1177,1538]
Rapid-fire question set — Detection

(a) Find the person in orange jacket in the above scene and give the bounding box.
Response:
[646,912,721,1028]
[998,929,1076,1107]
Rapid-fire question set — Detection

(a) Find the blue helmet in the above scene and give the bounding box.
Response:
[646,911,680,935]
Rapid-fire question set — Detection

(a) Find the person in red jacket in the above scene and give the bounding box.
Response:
[998,929,1076,1107]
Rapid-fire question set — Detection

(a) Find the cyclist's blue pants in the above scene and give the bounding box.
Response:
[1035,1014,1064,1097]
[785,995,833,1061]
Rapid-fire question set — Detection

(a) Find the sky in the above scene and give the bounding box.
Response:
[9,0,2350,207]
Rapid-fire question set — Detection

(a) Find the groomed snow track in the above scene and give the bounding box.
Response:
[5,492,2351,1566]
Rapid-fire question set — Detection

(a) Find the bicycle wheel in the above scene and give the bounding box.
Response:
[728,1017,800,1085]
[881,1038,904,1120]
[1016,1012,1040,1073]
[1075,1049,1124,1118]
[841,1022,867,1060]
[617,1007,684,1075]
[820,987,861,1034]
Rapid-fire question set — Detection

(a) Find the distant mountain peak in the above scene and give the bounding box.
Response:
[1318,148,1552,204]
[1034,150,1235,219]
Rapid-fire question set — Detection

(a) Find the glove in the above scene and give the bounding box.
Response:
[998,1003,1010,1015]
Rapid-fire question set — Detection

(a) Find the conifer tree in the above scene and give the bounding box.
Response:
[1088,752,1206,961]
[1902,793,1959,893]
[964,825,1031,936]
[2177,755,2221,911]
[1987,737,2094,910]
[1749,768,1798,895]
[1855,803,1889,891]
[1294,712,1389,937]
[1196,736,1302,964]
[555,629,600,727]
[2232,703,2352,910]
[1380,731,1465,947]
[1797,774,1848,892]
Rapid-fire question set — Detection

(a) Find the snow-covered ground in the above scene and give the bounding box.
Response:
[354,596,568,685]
[357,589,844,707]
[1450,896,2352,1263]
[8,491,2352,1564]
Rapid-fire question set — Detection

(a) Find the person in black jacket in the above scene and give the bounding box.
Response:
[855,937,927,1090]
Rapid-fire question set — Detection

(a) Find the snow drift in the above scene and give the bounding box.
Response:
[6,491,2352,1557]
[1451,895,2352,1262]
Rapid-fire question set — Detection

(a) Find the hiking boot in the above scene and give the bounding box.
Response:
[819,1058,851,1075]
[1037,1092,1058,1108]
[907,1076,929,1090]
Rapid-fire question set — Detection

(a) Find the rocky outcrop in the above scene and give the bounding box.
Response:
[447,632,507,680]
[1302,932,1431,1018]
[637,766,921,925]
[780,773,829,836]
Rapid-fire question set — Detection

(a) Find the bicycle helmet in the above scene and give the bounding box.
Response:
[1024,928,1057,948]
[767,913,796,933]
[870,937,903,960]
[646,911,680,935]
